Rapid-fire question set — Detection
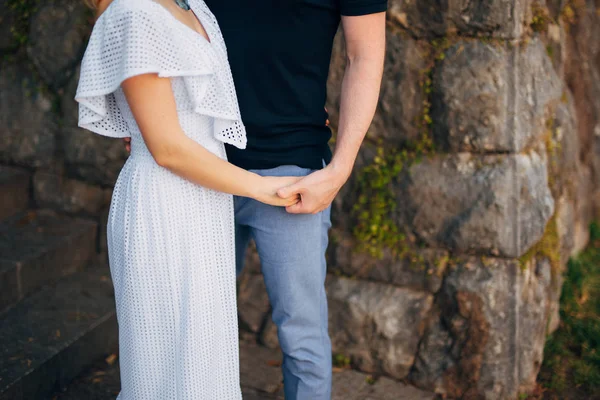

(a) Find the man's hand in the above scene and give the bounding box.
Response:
[123,137,131,153]
[277,164,350,214]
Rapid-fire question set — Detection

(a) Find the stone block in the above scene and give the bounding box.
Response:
[333,370,436,400]
[547,96,591,255]
[395,151,555,258]
[562,0,600,216]
[410,256,556,399]
[0,2,20,51]
[0,266,117,400]
[328,230,448,293]
[27,0,90,88]
[238,273,270,333]
[259,317,279,350]
[0,64,57,168]
[517,257,558,393]
[0,210,97,311]
[364,376,436,400]
[33,172,107,216]
[238,343,283,395]
[62,127,129,187]
[327,276,434,379]
[241,239,262,275]
[387,0,531,39]
[0,166,31,221]
[432,38,562,153]
[573,165,594,254]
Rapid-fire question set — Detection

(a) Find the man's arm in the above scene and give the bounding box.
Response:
[278,11,386,214]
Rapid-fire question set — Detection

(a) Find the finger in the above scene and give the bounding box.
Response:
[285,198,300,207]
[274,194,297,207]
[325,119,330,127]
[285,201,305,214]
[277,184,302,199]
[285,194,301,207]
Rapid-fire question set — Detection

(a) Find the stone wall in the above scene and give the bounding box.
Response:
[1,0,599,398]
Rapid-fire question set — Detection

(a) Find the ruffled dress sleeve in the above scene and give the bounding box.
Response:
[75,0,246,149]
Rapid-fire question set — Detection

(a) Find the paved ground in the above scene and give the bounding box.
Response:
[52,341,437,400]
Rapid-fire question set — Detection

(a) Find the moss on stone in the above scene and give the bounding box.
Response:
[518,212,561,277]
[332,353,351,368]
[544,118,559,177]
[545,114,577,203]
[560,4,577,25]
[530,2,552,33]
[519,117,562,275]
[7,0,39,47]
[351,37,447,259]
[352,144,407,259]
[351,130,436,260]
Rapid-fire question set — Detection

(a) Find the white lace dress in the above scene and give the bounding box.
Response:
[75,0,245,398]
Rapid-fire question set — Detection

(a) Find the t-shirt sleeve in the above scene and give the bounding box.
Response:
[75,0,246,148]
[75,2,213,139]
[340,0,388,16]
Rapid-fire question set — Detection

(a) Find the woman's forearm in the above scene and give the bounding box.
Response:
[155,133,261,198]
[331,56,382,176]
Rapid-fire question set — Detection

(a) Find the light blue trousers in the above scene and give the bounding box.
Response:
[234,165,332,400]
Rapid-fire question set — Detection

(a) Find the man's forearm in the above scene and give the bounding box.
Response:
[330,10,385,180]
[330,54,384,179]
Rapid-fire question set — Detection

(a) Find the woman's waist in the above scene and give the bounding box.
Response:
[114,155,233,204]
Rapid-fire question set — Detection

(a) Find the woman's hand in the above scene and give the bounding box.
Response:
[253,176,302,207]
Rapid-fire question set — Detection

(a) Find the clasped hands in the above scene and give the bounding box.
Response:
[123,136,348,214]
[276,164,348,214]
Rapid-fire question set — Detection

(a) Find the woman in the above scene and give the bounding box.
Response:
[76,0,300,398]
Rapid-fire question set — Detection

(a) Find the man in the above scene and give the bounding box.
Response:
[207,1,386,399]
[127,1,386,398]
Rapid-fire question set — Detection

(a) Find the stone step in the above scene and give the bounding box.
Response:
[0,265,117,400]
[54,341,437,400]
[0,210,97,312]
[0,166,31,221]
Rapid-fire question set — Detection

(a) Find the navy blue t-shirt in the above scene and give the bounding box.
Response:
[205,0,388,170]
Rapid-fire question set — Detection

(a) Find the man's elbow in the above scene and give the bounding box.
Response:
[345,47,385,68]
[345,50,364,65]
